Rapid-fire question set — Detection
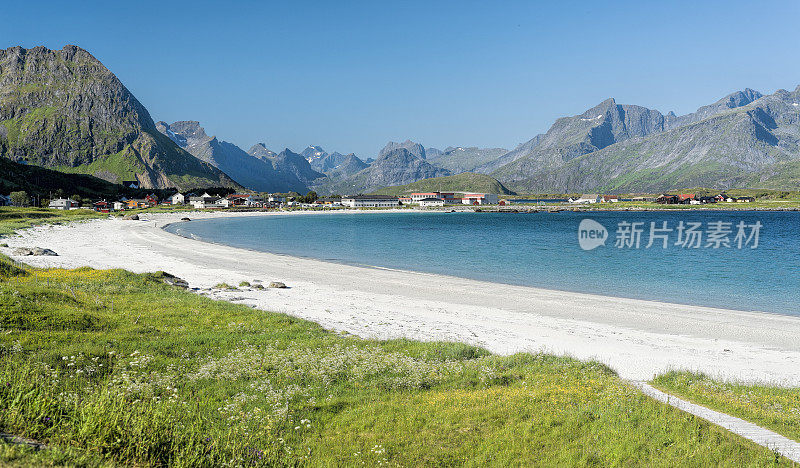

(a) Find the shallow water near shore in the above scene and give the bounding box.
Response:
[165,210,800,316]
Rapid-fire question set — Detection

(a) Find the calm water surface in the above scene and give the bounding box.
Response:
[165,211,800,316]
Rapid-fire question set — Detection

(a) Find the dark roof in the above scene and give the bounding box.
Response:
[419,197,444,202]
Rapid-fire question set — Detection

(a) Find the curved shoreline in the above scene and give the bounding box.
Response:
[163,210,794,318]
[5,209,800,385]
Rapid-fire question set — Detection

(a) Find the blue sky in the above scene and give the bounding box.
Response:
[4,0,800,157]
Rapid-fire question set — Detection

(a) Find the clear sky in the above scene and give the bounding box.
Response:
[3,0,800,157]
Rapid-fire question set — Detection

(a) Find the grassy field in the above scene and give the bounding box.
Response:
[0,257,794,466]
[654,372,800,443]
[0,208,798,466]
[0,207,104,237]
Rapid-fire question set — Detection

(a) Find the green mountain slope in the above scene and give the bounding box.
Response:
[0,157,123,199]
[371,172,514,196]
[0,45,238,190]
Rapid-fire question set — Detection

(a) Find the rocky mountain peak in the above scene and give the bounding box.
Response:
[248,143,276,159]
[0,45,235,189]
[379,140,426,160]
[721,88,763,108]
[301,145,327,161]
[582,98,617,118]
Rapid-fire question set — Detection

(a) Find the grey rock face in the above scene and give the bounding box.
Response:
[322,153,369,178]
[312,147,450,194]
[247,143,276,159]
[379,140,427,159]
[162,276,189,288]
[301,145,327,165]
[309,151,362,173]
[426,146,509,174]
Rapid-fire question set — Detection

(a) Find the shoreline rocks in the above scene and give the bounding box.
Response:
[12,247,58,256]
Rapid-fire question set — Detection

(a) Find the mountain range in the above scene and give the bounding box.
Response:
[308,143,451,195]
[491,88,800,192]
[156,121,323,193]
[2,44,799,195]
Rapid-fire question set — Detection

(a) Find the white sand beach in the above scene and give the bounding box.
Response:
[4,210,800,385]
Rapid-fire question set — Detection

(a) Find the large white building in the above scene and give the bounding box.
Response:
[170,193,185,205]
[461,193,499,205]
[341,195,399,208]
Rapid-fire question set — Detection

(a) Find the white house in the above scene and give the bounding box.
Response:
[113,201,126,211]
[419,197,445,207]
[569,194,603,204]
[267,194,286,204]
[461,193,499,205]
[49,198,79,210]
[170,193,185,205]
[189,193,220,209]
[214,198,232,208]
[341,195,399,208]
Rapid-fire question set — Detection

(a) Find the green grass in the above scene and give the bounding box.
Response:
[0,257,793,466]
[0,207,104,237]
[653,372,800,443]
[53,146,144,182]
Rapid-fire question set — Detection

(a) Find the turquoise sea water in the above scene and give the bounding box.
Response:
[165,211,800,316]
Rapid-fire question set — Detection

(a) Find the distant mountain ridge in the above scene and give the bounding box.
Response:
[427,146,509,174]
[310,143,450,194]
[157,121,324,193]
[491,86,800,192]
[0,45,237,190]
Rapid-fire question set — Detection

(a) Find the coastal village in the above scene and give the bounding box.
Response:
[0,190,508,211]
[567,193,755,204]
[0,190,758,212]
